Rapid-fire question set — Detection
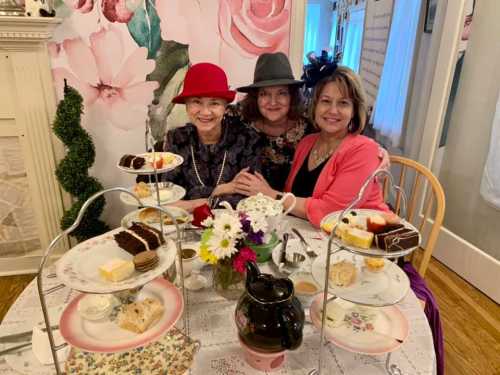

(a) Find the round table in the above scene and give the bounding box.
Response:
[0,217,436,374]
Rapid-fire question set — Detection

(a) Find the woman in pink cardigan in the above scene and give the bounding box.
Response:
[235,66,389,227]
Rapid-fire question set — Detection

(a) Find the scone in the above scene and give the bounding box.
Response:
[117,298,164,334]
[329,260,357,287]
[134,182,151,198]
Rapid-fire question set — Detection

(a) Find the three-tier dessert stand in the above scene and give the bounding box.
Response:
[36,120,195,374]
[308,168,419,375]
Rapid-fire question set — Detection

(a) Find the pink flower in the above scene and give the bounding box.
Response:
[52,26,158,130]
[218,0,291,57]
[102,0,142,23]
[233,247,257,273]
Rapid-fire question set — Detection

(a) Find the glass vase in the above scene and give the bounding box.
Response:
[212,259,245,300]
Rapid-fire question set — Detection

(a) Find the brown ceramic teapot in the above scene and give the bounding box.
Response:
[235,262,304,352]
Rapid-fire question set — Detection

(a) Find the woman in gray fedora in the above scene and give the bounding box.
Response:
[227,52,315,192]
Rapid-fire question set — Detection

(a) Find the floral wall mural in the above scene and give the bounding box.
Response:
[48,0,292,226]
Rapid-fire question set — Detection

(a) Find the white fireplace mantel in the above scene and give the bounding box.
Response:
[0,16,70,275]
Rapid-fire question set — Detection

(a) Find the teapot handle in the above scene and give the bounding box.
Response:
[218,200,234,211]
[277,305,302,350]
[279,192,296,216]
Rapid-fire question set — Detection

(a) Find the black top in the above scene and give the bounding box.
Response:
[291,152,328,197]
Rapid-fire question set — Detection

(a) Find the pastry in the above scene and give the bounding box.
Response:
[321,219,349,237]
[375,227,412,250]
[99,258,135,282]
[133,182,152,198]
[133,250,159,272]
[364,257,385,272]
[138,207,188,225]
[119,154,146,169]
[382,229,419,251]
[117,298,164,334]
[346,211,367,230]
[366,214,387,233]
[341,227,374,249]
[329,260,357,287]
[114,222,165,255]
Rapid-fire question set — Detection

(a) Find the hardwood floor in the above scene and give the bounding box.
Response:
[0,258,498,374]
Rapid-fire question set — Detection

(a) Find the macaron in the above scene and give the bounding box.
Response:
[133,250,159,272]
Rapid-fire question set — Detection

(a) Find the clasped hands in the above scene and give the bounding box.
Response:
[211,167,275,198]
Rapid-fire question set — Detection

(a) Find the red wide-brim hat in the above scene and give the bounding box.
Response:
[172,62,236,104]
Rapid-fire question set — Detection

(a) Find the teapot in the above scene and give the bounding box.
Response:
[235,262,304,352]
[235,193,296,233]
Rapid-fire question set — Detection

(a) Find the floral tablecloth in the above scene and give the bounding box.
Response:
[0,217,436,374]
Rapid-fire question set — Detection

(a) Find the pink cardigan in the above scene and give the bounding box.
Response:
[284,133,390,227]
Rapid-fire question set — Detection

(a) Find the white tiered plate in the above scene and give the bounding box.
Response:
[116,152,183,175]
[311,250,410,306]
[56,229,176,294]
[120,184,186,206]
[60,278,183,353]
[320,209,421,258]
[121,206,191,234]
[310,295,409,355]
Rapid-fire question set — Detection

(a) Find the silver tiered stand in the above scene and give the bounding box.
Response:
[37,135,191,374]
[309,168,417,375]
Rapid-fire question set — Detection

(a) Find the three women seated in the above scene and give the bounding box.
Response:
[155,52,389,227]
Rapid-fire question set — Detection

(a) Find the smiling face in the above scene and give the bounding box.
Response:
[314,81,354,138]
[185,97,227,136]
[257,85,291,124]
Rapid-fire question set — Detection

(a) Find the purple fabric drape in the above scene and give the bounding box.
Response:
[403,262,444,375]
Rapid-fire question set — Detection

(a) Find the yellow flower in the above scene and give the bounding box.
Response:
[199,243,218,264]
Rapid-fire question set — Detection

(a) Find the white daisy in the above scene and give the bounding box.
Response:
[201,216,214,228]
[248,213,268,233]
[213,212,242,239]
[208,232,238,259]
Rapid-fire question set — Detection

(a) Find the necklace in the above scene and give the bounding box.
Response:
[310,138,342,168]
[190,145,227,187]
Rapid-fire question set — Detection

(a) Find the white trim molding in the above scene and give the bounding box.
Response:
[289,0,306,80]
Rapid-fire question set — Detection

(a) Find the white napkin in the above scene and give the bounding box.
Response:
[31,327,70,365]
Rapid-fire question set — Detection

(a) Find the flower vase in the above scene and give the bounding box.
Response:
[212,260,245,300]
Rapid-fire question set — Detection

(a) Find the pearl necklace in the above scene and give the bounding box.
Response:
[190,145,227,187]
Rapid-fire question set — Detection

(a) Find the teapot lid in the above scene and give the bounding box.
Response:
[247,273,293,304]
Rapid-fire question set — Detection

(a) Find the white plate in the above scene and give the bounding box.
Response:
[56,229,176,294]
[310,295,409,355]
[121,206,191,234]
[116,152,183,175]
[60,278,183,353]
[320,209,421,258]
[120,184,186,206]
[271,238,309,274]
[311,250,410,306]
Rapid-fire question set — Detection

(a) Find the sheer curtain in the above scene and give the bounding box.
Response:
[341,7,365,72]
[373,0,422,148]
[329,11,338,52]
[303,3,321,64]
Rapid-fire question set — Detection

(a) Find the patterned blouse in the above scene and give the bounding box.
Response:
[226,105,315,191]
[158,115,262,207]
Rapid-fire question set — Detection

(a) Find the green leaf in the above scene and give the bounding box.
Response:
[127,0,162,59]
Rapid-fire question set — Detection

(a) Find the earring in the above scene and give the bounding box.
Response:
[348,121,354,132]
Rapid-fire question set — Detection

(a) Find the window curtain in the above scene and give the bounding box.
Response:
[373,0,422,148]
[329,11,338,53]
[303,4,321,64]
[341,7,365,72]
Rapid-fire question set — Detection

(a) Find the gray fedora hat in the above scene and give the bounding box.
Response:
[237,52,303,93]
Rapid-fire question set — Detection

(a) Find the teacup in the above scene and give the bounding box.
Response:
[181,248,198,277]
[289,272,320,307]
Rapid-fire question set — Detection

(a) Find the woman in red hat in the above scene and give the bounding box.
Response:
[156,62,262,212]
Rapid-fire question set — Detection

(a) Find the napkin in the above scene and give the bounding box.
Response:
[32,327,70,365]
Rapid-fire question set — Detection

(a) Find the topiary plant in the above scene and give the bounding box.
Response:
[53,81,109,242]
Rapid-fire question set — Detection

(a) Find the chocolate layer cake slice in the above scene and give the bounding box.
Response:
[383,229,419,251]
[374,227,409,250]
[114,222,165,256]
[118,154,146,169]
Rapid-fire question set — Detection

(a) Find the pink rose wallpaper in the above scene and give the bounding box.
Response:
[48,0,292,225]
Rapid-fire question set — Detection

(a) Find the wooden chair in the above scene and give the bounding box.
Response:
[382,155,446,278]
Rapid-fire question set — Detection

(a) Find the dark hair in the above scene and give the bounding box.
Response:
[308,66,367,134]
[239,85,305,123]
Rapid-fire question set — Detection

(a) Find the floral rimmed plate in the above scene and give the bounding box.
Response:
[64,327,197,374]
[120,183,186,207]
[310,295,409,355]
[121,206,192,234]
[56,229,176,294]
[311,250,410,306]
[60,278,184,353]
[116,152,183,175]
[320,209,421,258]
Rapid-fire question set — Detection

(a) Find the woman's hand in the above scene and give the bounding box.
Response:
[212,182,236,196]
[171,198,208,213]
[378,147,391,170]
[234,171,277,198]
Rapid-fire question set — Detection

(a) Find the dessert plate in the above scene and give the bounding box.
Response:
[60,278,183,353]
[320,209,421,258]
[56,229,176,294]
[120,184,186,206]
[121,206,191,234]
[116,152,183,175]
[311,250,410,306]
[271,238,309,273]
[310,295,409,355]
